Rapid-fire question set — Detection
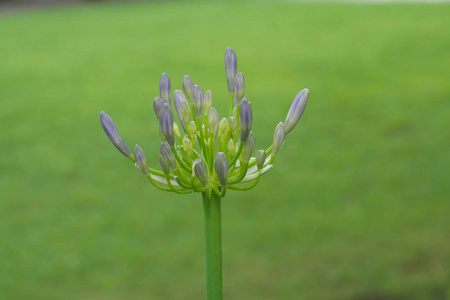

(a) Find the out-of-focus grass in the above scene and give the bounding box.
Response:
[1,1,450,299]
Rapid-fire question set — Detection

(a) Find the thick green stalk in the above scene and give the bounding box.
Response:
[202,192,223,300]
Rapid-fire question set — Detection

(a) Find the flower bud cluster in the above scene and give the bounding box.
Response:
[100,48,309,197]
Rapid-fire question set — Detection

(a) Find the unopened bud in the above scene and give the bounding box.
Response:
[272,122,285,156]
[193,158,208,187]
[173,122,181,138]
[160,141,177,170]
[153,97,163,120]
[193,84,203,117]
[227,139,236,156]
[256,150,266,170]
[284,88,309,134]
[204,90,212,115]
[180,100,190,122]
[208,107,219,131]
[99,111,131,157]
[183,75,194,102]
[183,137,193,155]
[215,152,228,186]
[234,72,245,104]
[159,73,171,106]
[225,47,237,93]
[134,144,149,175]
[160,104,174,146]
[159,155,170,176]
[173,90,187,132]
[188,121,197,138]
[159,126,166,141]
[239,98,252,142]
[218,118,229,134]
[228,116,238,133]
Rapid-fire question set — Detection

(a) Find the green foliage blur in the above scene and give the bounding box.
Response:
[1,1,449,299]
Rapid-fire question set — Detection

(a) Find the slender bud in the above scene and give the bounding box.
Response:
[188,121,197,138]
[208,107,219,131]
[227,139,236,156]
[242,132,254,163]
[204,90,212,115]
[193,84,203,117]
[100,111,131,157]
[160,104,174,146]
[239,98,253,141]
[173,90,187,132]
[228,116,238,133]
[180,99,190,122]
[153,97,163,120]
[218,118,229,134]
[284,88,309,134]
[173,122,181,138]
[134,144,149,175]
[183,137,193,155]
[183,75,194,102]
[215,152,228,186]
[193,158,208,187]
[256,150,266,170]
[159,155,170,176]
[234,72,245,104]
[160,141,177,169]
[159,73,171,106]
[225,47,237,93]
[272,122,286,156]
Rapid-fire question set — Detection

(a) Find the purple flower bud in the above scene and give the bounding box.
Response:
[208,107,219,131]
[225,47,237,93]
[239,98,252,142]
[193,84,203,117]
[183,75,194,102]
[284,88,309,134]
[159,155,170,176]
[204,90,212,115]
[215,152,228,186]
[272,122,285,156]
[160,141,177,169]
[159,72,171,106]
[193,158,208,187]
[153,97,163,120]
[234,72,245,104]
[242,132,254,162]
[160,104,174,146]
[256,150,266,170]
[134,144,149,174]
[173,89,187,132]
[99,111,131,157]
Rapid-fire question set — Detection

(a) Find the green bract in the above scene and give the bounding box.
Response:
[100,48,309,197]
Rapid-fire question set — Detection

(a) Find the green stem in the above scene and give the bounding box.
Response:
[202,192,223,300]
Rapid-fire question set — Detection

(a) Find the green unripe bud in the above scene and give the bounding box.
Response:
[227,139,236,156]
[272,122,285,156]
[188,121,197,137]
[256,150,266,170]
[228,116,238,133]
[204,90,212,115]
[183,137,193,155]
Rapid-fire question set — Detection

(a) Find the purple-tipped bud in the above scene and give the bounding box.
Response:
[239,98,253,142]
[284,88,309,134]
[160,104,174,146]
[134,144,149,175]
[225,47,237,93]
[183,75,194,102]
[208,107,219,131]
[193,158,208,187]
[159,73,171,106]
[228,116,238,133]
[160,141,177,169]
[173,90,187,132]
[256,150,266,170]
[153,97,163,120]
[234,72,245,104]
[215,152,228,186]
[242,132,254,163]
[204,90,212,115]
[193,84,203,117]
[100,111,131,157]
[159,155,170,176]
[272,122,285,156]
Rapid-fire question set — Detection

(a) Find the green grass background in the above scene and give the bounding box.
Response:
[1,1,450,299]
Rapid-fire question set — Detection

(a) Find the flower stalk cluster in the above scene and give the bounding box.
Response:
[100,47,309,198]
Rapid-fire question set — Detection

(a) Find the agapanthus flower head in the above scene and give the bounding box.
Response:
[100,47,309,197]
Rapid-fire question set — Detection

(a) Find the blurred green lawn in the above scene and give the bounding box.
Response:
[1,1,450,299]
